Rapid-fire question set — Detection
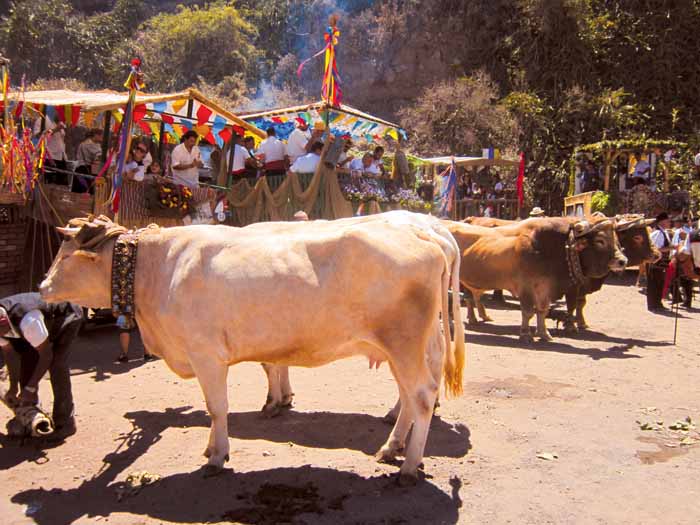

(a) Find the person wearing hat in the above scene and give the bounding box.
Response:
[0,293,83,440]
[287,118,312,164]
[647,212,673,312]
[529,206,546,218]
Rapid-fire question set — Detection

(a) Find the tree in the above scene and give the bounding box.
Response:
[120,2,261,92]
[398,72,520,157]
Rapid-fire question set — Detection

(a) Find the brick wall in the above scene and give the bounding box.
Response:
[0,204,27,287]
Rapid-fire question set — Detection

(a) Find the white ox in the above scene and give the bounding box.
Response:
[256,211,466,420]
[39,215,466,484]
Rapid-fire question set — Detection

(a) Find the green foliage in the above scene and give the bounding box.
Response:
[119,2,260,92]
[398,72,520,157]
[591,191,612,215]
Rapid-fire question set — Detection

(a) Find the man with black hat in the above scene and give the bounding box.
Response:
[647,212,672,312]
[0,293,83,439]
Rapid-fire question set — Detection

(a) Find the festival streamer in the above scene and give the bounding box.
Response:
[109,58,146,214]
[517,151,525,208]
[297,15,342,106]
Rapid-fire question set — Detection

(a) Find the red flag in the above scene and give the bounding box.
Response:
[71,105,81,126]
[196,105,213,126]
[133,104,147,123]
[218,127,232,143]
[517,152,525,207]
[55,105,66,123]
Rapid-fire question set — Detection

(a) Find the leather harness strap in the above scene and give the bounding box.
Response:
[111,231,140,330]
[565,227,587,286]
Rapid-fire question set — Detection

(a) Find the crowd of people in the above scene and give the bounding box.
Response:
[233,119,414,189]
[644,212,698,312]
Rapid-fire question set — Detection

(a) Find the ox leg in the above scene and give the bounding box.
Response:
[564,291,578,334]
[519,299,535,344]
[385,322,445,423]
[575,295,589,330]
[466,298,479,325]
[536,307,553,342]
[475,292,493,322]
[260,363,283,418]
[190,357,230,473]
[279,366,294,407]
[397,365,439,485]
[377,379,413,463]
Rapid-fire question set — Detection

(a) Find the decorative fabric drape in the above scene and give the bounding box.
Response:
[226,164,353,226]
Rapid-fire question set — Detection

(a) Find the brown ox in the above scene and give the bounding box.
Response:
[444,217,627,342]
[39,215,465,484]
[564,215,659,331]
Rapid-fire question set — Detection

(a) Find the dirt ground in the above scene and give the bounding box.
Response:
[1,272,699,525]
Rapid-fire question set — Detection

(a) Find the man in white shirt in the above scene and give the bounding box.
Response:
[230,134,250,179]
[171,130,203,188]
[1,293,83,440]
[257,127,288,176]
[34,116,68,184]
[286,120,311,163]
[647,212,672,312]
[290,141,324,174]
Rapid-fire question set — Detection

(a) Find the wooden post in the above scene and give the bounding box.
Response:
[603,150,612,192]
[100,111,112,163]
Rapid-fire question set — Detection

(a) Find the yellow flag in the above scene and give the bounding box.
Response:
[171,99,187,114]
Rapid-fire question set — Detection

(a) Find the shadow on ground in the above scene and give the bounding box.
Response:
[10,406,465,525]
[463,323,674,360]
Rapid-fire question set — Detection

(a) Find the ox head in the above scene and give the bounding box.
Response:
[39,216,126,308]
[615,216,660,266]
[572,218,628,278]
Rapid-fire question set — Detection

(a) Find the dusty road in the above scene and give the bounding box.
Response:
[1,273,699,524]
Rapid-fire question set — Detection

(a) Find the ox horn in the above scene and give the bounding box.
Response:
[56,226,80,237]
[591,211,607,219]
[616,217,644,231]
[573,220,591,237]
[589,219,612,233]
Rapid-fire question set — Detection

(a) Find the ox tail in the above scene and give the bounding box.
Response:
[442,240,466,398]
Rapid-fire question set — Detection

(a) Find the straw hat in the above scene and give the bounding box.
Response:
[529,206,545,217]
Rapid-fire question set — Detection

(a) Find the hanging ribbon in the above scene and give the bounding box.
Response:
[110,58,145,214]
[297,15,342,106]
[517,152,525,208]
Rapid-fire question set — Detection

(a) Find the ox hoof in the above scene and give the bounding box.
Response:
[576,322,589,331]
[480,315,493,323]
[519,333,534,344]
[383,411,399,425]
[467,318,479,326]
[280,394,294,408]
[261,403,282,419]
[376,446,401,464]
[201,464,226,478]
[563,322,578,334]
[397,472,419,487]
[538,333,553,342]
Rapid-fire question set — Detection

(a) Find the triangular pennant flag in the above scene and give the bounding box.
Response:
[71,105,81,126]
[82,111,97,128]
[138,120,151,135]
[148,121,160,137]
[205,131,216,145]
[56,105,66,123]
[171,99,187,113]
[196,105,213,126]
[160,113,174,124]
[195,124,210,137]
[218,127,232,144]
[133,104,147,123]
[152,101,167,113]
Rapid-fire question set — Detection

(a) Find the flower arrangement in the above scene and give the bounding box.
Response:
[341,178,389,203]
[159,183,193,212]
[391,187,432,212]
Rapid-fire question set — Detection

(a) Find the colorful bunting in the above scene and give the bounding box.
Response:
[171,99,187,114]
[133,104,147,123]
[196,104,213,126]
